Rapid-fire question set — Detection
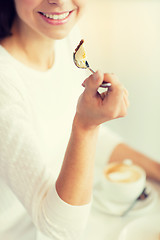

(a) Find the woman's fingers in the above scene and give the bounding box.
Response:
[101,74,129,119]
[116,88,129,118]
[82,71,104,96]
[79,71,129,123]
[123,88,130,108]
[100,90,108,100]
[103,73,119,90]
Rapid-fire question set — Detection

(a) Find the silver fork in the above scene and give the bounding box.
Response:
[73,53,111,88]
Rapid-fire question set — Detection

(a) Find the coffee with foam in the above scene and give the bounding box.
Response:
[104,163,142,183]
[102,162,146,203]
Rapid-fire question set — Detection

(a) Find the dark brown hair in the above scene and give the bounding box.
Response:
[0,0,16,39]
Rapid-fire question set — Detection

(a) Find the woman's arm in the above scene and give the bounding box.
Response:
[0,73,92,239]
[56,71,129,206]
[0,70,128,239]
[109,143,160,182]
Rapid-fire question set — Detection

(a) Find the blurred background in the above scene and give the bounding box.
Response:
[79,0,160,161]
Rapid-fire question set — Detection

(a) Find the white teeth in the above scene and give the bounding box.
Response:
[42,12,69,20]
[53,14,58,19]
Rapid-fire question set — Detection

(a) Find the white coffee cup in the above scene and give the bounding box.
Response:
[101,161,146,204]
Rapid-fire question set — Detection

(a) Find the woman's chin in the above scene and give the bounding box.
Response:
[41,27,73,40]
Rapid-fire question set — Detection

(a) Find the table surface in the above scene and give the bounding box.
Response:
[82,180,160,240]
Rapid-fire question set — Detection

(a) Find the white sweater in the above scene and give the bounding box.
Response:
[0,29,122,240]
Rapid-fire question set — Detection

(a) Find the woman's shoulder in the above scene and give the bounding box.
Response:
[0,46,22,82]
[0,48,26,103]
[0,61,19,93]
[0,45,17,76]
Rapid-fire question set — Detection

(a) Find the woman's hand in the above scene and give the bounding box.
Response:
[75,70,129,130]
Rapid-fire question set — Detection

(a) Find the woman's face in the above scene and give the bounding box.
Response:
[14,0,86,40]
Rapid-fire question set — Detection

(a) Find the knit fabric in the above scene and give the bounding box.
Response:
[0,27,123,240]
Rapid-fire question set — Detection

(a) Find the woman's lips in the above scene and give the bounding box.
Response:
[38,11,73,25]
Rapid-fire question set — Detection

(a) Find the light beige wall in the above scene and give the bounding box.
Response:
[79,0,160,160]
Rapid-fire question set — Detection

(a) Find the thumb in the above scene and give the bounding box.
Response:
[83,70,104,96]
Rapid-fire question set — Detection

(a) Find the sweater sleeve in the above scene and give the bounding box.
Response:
[0,74,91,240]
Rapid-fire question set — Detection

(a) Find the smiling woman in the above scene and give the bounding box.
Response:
[12,0,85,40]
[0,0,129,240]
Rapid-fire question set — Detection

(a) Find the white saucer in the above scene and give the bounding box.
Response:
[93,181,158,216]
[118,214,160,240]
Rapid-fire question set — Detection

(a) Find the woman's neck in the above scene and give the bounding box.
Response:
[1,17,56,71]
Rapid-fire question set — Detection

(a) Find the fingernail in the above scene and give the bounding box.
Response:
[93,71,99,80]
[82,80,86,87]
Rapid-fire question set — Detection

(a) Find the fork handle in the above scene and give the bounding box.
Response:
[88,68,111,88]
[88,67,95,74]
